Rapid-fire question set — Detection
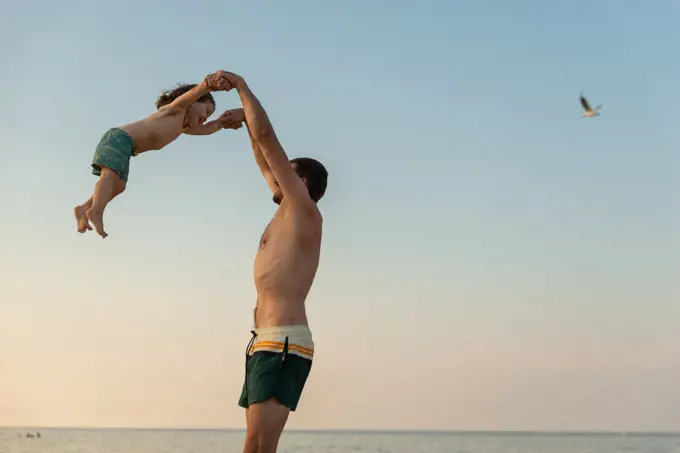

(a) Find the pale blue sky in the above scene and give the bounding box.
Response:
[1,1,678,431]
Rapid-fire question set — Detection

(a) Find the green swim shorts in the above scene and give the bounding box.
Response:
[91,128,137,182]
[238,326,314,412]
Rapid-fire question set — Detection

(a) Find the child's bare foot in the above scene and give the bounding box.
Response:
[86,208,107,238]
[74,205,92,233]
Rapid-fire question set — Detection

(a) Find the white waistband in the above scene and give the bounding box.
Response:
[253,325,311,336]
[248,325,314,358]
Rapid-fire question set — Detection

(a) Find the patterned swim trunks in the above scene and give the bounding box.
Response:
[91,128,137,182]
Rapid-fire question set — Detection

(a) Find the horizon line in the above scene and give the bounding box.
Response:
[1,426,679,436]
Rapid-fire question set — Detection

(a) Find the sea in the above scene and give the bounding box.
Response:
[1,429,679,453]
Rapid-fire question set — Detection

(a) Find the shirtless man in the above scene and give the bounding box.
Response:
[216,71,328,453]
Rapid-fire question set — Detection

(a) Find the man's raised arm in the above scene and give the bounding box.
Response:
[246,126,278,194]
[217,71,314,207]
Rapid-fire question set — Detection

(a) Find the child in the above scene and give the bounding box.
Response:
[73,71,243,238]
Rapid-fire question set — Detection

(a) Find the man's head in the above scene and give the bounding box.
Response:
[156,83,216,129]
[273,157,328,205]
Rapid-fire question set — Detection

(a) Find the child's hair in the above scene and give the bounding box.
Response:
[155,83,215,109]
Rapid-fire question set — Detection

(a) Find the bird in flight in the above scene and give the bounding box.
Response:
[580,93,602,118]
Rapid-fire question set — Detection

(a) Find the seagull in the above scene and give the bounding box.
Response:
[580,93,602,118]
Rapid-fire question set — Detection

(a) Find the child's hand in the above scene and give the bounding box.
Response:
[217,108,245,130]
[211,70,244,91]
[203,71,226,91]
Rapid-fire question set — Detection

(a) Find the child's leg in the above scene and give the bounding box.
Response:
[74,177,126,234]
[85,167,126,238]
[74,198,93,233]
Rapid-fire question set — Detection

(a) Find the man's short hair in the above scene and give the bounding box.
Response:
[291,157,328,202]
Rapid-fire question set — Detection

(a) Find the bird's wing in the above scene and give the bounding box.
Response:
[595,104,602,110]
[580,95,592,111]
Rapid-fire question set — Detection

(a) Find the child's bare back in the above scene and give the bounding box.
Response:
[118,108,189,153]
[120,80,221,153]
[73,71,246,238]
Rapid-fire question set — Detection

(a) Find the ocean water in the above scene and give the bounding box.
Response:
[1,429,679,453]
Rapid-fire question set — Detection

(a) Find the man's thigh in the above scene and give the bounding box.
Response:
[244,398,290,453]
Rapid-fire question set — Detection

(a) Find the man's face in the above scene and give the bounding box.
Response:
[272,163,305,205]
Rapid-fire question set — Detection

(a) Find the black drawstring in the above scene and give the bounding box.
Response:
[246,330,257,357]
[244,330,257,393]
[282,337,289,362]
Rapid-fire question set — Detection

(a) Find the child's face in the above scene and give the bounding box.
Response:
[186,101,216,130]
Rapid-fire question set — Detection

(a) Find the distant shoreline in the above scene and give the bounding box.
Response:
[1,427,679,436]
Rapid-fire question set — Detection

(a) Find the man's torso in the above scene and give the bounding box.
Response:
[253,203,322,328]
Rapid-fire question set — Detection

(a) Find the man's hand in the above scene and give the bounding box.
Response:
[203,71,231,92]
[212,70,245,91]
[217,108,245,130]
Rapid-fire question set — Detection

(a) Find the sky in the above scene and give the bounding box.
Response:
[0,0,678,432]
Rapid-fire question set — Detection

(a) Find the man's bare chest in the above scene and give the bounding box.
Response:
[259,221,274,249]
[258,216,303,258]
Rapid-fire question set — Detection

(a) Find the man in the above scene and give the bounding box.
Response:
[216,71,328,453]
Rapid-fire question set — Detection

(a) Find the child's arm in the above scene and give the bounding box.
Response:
[183,119,226,136]
[165,72,220,112]
[184,108,244,136]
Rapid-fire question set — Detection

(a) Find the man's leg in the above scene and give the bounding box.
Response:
[243,399,290,453]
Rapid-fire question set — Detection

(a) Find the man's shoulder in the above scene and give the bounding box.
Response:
[295,203,322,222]
[282,202,322,228]
[282,199,321,217]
